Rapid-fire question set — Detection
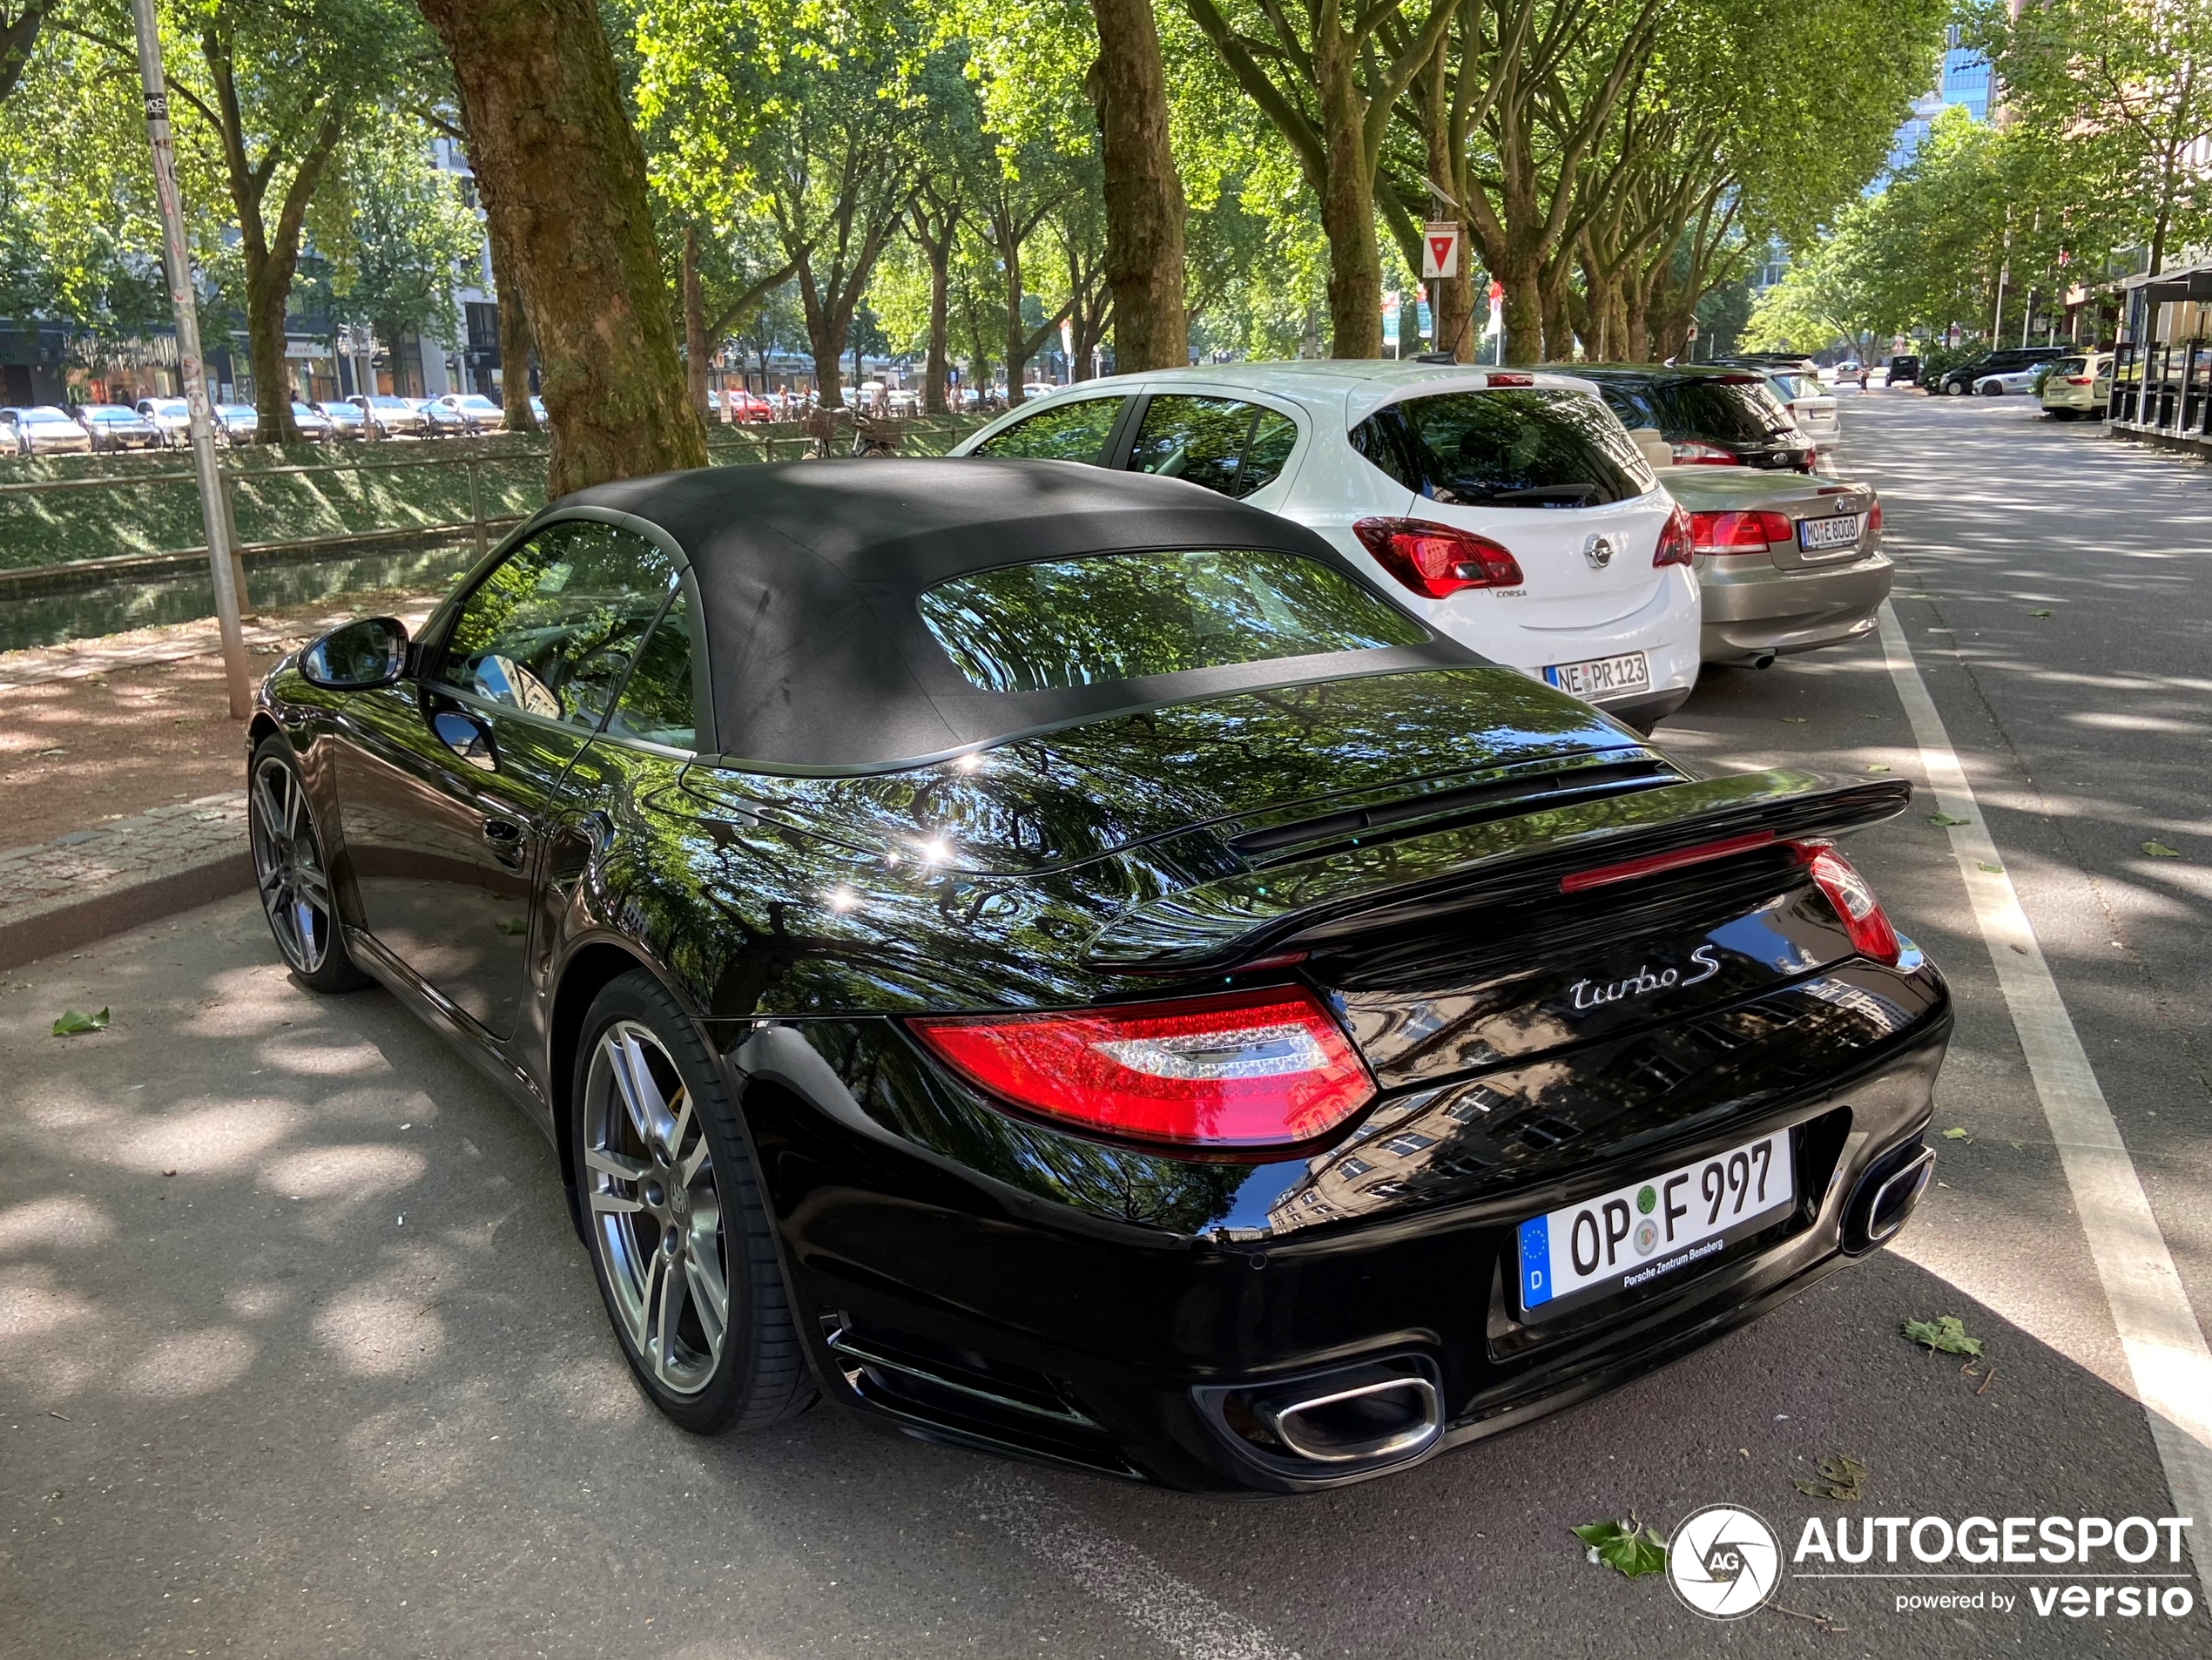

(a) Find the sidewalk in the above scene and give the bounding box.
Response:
[0,594,435,970]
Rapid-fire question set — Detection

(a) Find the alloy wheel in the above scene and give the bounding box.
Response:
[582,1021,730,1397]
[249,756,335,975]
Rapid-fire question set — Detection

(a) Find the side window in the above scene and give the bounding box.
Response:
[437,520,678,731]
[605,590,698,751]
[973,395,1123,463]
[1126,395,1298,499]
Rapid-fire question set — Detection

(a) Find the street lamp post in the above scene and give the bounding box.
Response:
[126,0,253,719]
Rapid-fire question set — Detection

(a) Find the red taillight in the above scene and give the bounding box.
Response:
[1798,845,1900,964]
[1866,500,1883,536]
[1353,517,1524,597]
[2067,375,2092,385]
[1654,503,1696,567]
[1484,372,1534,387]
[910,988,1375,1150]
[1670,441,1739,465]
[1689,509,1792,554]
[1560,831,1777,893]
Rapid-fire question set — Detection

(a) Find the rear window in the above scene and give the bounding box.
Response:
[918,549,1428,692]
[1352,388,1649,508]
[2052,356,2086,375]
[1645,380,1796,444]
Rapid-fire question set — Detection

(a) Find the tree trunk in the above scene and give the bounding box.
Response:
[1086,0,1187,371]
[682,221,710,415]
[1316,29,1380,358]
[0,0,57,105]
[1002,237,1031,401]
[417,0,705,495]
[799,268,850,409]
[925,243,951,412]
[483,196,537,431]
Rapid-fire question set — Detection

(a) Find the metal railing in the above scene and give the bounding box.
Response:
[0,415,988,587]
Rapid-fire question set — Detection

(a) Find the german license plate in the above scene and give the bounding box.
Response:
[1515,1130,1795,1322]
[1797,513,1863,552]
[1542,651,1650,700]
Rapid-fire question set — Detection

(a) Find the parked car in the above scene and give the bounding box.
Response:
[1932,347,2062,395]
[711,388,773,424]
[349,394,429,438]
[407,397,468,438]
[313,399,367,440]
[288,401,334,442]
[72,402,165,451]
[1972,367,2043,395]
[1657,464,1891,664]
[1568,365,1817,473]
[1759,369,1840,452]
[1885,354,1921,387]
[213,402,261,444]
[529,395,548,426]
[252,458,1950,1490]
[2040,352,2114,421]
[434,391,506,433]
[1,404,96,455]
[133,396,192,445]
[1826,360,1863,381]
[954,361,1701,732]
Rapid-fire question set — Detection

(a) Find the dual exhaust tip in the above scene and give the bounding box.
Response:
[1197,1137,1932,1481]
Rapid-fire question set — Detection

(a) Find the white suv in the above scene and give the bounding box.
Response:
[950,361,1700,731]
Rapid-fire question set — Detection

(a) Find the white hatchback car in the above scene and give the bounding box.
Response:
[950,362,1700,731]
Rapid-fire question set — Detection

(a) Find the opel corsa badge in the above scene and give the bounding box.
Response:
[1583,532,1616,570]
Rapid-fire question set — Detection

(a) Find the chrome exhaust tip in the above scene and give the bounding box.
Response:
[1258,1373,1443,1465]
[1194,1354,1444,1482]
[1843,1141,1934,1255]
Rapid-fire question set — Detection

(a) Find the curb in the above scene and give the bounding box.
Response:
[0,853,256,973]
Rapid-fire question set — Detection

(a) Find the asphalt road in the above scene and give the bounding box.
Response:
[3,394,2207,1658]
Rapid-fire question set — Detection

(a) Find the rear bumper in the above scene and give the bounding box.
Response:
[733,986,1950,1494]
[1699,553,1892,661]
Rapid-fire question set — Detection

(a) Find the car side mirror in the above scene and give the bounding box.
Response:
[300,616,408,690]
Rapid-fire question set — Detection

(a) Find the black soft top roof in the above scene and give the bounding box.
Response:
[556,457,1474,774]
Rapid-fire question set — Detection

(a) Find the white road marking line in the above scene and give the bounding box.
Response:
[1878,599,2212,1589]
[968,1473,1301,1660]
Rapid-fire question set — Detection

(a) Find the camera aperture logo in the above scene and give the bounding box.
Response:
[1668,1504,1782,1618]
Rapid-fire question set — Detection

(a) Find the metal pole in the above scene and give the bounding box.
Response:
[128,0,252,719]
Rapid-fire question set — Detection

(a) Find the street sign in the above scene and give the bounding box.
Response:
[1382,291,1401,345]
[1422,221,1461,280]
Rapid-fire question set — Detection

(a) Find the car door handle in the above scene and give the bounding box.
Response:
[482,818,526,868]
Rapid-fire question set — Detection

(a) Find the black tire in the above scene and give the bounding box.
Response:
[1943,379,1967,395]
[247,737,371,993]
[571,968,815,1434]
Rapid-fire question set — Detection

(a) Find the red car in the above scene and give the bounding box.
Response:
[714,388,774,424]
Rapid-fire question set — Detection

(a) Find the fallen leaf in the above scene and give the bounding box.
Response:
[1929,813,1970,827]
[494,917,529,936]
[1572,1518,1669,1578]
[1941,1126,1969,1141]
[1979,862,2002,874]
[1903,1315,1984,1358]
[2142,841,2181,859]
[2029,608,2054,618]
[1792,1453,1871,1501]
[1865,764,1891,773]
[1781,717,1809,724]
[51,1008,111,1036]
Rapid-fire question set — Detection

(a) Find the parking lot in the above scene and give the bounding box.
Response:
[3,394,2207,1657]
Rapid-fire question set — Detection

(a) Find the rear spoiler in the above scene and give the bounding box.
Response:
[1082,770,1909,970]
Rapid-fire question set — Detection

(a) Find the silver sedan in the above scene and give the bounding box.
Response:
[1662,466,1892,666]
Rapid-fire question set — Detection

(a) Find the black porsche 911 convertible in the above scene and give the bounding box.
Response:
[249,457,1949,1493]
